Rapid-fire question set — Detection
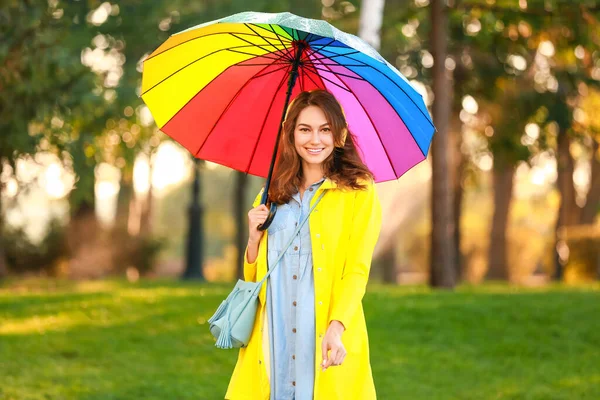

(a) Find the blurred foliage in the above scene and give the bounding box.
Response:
[559,225,600,282]
[1,217,69,275]
[110,228,166,275]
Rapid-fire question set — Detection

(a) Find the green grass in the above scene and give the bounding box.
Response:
[0,279,599,399]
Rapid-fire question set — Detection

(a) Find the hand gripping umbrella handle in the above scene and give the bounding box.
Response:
[257,190,277,231]
[257,202,277,231]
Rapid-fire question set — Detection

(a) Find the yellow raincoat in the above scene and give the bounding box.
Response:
[225,177,382,400]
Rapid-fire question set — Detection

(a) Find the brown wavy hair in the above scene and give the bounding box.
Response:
[268,89,374,205]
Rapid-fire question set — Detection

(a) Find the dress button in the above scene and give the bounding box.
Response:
[319,301,323,305]
[293,275,297,280]
[294,246,298,251]
[321,244,325,250]
[317,268,322,272]
[293,301,297,306]
[309,188,313,191]
[259,360,262,364]
[293,328,297,333]
[316,233,320,238]
[292,354,296,360]
[292,381,296,386]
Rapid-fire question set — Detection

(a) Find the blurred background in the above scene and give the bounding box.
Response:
[2,1,600,399]
[2,0,599,287]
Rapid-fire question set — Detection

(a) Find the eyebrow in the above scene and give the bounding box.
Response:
[297,123,330,128]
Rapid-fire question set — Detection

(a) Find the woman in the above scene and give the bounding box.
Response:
[225,89,382,400]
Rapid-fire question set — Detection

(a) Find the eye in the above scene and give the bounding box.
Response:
[299,128,310,132]
[322,127,331,132]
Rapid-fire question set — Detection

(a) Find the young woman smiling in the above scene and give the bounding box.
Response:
[225,89,382,400]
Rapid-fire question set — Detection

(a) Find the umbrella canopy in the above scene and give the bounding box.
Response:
[141,11,435,183]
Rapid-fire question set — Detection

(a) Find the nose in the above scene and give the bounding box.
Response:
[310,130,322,144]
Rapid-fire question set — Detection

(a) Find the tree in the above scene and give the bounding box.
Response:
[429,0,457,288]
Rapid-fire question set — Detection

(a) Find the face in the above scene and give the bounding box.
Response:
[293,105,335,169]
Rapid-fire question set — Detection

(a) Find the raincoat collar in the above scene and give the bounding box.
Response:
[320,176,338,190]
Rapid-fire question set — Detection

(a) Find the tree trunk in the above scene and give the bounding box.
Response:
[429,0,456,288]
[66,156,109,278]
[117,172,134,224]
[554,127,579,280]
[0,160,7,278]
[556,128,580,226]
[581,139,600,224]
[380,244,397,283]
[486,162,515,281]
[235,171,249,280]
[139,158,154,238]
[449,114,464,281]
[358,0,385,50]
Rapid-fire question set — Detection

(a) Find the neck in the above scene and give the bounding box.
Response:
[301,162,326,188]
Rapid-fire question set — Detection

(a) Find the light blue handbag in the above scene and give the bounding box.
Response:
[208,190,326,349]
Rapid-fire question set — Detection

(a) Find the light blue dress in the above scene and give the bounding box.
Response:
[266,177,325,400]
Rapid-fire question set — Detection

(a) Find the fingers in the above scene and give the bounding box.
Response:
[321,337,328,369]
[321,343,346,371]
[248,206,271,232]
[324,348,338,369]
[334,349,346,366]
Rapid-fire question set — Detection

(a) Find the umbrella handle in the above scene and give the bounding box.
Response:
[257,203,277,231]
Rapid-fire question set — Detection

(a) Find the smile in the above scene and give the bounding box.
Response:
[306,148,324,154]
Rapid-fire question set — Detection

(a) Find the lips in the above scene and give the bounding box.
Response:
[306,148,324,154]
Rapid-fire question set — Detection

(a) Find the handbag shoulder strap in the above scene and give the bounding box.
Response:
[257,189,326,286]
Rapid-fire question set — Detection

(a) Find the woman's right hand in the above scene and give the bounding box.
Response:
[247,204,270,243]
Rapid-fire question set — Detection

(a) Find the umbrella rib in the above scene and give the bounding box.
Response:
[244,23,293,62]
[302,49,352,92]
[314,63,366,67]
[245,66,291,174]
[315,56,403,176]
[301,63,351,93]
[142,44,287,96]
[303,48,366,66]
[304,47,367,73]
[246,43,294,69]
[306,43,354,49]
[145,30,291,62]
[264,24,290,51]
[226,48,286,61]
[306,38,337,55]
[237,62,292,66]
[193,61,289,159]
[310,65,367,81]
[250,23,294,45]
[326,52,435,129]
[309,50,362,61]
[253,64,292,79]
[229,33,290,56]
[300,63,327,90]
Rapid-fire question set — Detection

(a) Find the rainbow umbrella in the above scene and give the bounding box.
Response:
[141,11,434,229]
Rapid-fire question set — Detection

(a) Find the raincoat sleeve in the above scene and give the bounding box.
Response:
[243,187,265,282]
[329,180,382,329]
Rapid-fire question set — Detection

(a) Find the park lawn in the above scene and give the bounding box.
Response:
[0,279,598,400]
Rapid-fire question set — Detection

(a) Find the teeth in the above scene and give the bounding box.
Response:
[307,148,323,154]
